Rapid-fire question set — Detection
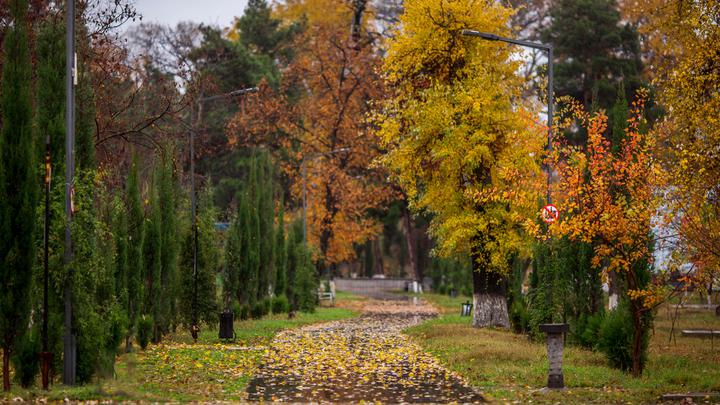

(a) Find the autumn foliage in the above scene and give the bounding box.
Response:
[550,90,661,375]
[227,0,390,266]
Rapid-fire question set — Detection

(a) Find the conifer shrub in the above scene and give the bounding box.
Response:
[137,315,154,350]
[574,312,604,349]
[598,302,648,372]
[272,295,290,314]
[11,331,39,388]
[509,299,530,334]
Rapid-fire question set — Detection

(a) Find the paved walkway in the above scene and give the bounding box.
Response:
[246,299,485,403]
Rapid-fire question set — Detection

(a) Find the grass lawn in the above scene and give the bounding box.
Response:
[3,304,358,402]
[406,293,720,403]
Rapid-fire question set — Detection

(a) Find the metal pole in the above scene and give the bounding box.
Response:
[302,160,307,244]
[547,46,554,205]
[63,0,76,386]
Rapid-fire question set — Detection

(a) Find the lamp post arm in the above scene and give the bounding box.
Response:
[461,29,552,51]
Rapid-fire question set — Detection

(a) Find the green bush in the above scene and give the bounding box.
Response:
[251,299,270,319]
[574,312,604,349]
[137,315,153,350]
[509,299,530,334]
[598,304,648,372]
[12,331,39,388]
[272,295,289,314]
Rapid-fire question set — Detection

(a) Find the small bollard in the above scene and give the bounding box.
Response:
[539,323,569,389]
[461,301,473,316]
[219,310,234,340]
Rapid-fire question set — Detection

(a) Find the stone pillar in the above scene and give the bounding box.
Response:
[539,323,569,389]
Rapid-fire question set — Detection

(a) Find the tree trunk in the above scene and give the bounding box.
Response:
[372,237,384,277]
[3,346,10,392]
[471,257,510,328]
[401,204,419,282]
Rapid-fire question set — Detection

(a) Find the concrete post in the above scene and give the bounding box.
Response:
[539,323,569,389]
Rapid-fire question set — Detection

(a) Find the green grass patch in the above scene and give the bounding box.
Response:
[406,294,720,404]
[3,306,358,402]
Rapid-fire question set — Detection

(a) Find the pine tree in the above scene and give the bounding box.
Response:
[542,0,644,114]
[126,154,144,349]
[0,0,37,391]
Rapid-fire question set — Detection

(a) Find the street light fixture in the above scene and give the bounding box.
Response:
[301,148,350,244]
[461,29,554,204]
[188,86,258,342]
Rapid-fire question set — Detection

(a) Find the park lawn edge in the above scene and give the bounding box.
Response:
[404,293,720,404]
[1,304,359,402]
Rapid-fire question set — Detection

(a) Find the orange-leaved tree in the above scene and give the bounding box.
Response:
[623,1,720,293]
[550,89,662,376]
[227,0,391,269]
[376,0,546,327]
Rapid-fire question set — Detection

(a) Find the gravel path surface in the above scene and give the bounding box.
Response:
[246,299,485,403]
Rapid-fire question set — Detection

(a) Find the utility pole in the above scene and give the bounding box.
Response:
[63,0,76,386]
[461,29,554,203]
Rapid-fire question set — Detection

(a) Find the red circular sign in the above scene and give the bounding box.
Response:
[541,204,559,224]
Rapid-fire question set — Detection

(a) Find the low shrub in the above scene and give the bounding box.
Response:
[12,330,39,388]
[598,303,648,372]
[137,315,153,350]
[272,295,290,314]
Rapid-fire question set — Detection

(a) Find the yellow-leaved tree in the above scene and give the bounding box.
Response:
[376,0,545,327]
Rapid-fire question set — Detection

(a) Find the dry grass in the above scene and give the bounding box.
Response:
[406,294,720,404]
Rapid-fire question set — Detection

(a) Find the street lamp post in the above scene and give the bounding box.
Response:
[63,0,77,386]
[188,87,258,342]
[300,148,350,244]
[461,29,554,204]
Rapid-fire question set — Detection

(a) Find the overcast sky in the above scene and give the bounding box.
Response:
[128,0,249,29]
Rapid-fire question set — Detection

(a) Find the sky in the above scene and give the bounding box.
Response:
[128,0,249,29]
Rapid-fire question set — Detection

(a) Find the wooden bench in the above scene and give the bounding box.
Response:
[317,290,335,305]
[680,330,720,338]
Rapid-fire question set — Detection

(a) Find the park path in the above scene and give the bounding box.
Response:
[246,297,485,403]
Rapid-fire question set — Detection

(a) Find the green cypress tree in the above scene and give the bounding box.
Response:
[74,36,95,169]
[126,154,144,350]
[180,184,220,328]
[36,18,65,165]
[257,152,274,300]
[273,196,287,297]
[285,220,301,316]
[143,172,163,342]
[246,157,261,307]
[157,149,179,335]
[0,0,37,391]
[113,196,129,320]
[224,200,243,309]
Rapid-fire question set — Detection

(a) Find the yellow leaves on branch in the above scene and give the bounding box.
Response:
[376,0,546,272]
